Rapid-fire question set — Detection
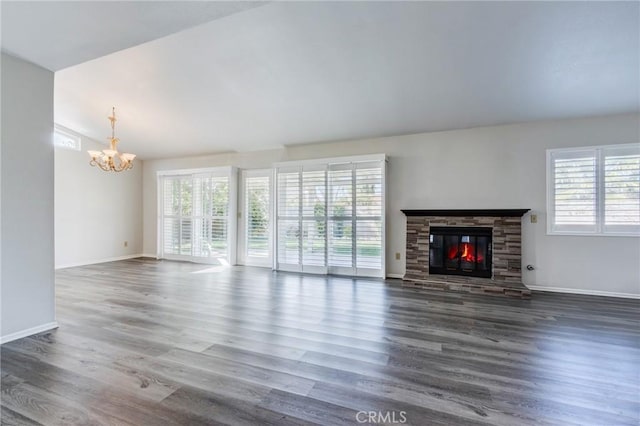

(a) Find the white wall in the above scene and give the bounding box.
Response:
[1,53,57,342]
[142,113,640,297]
[54,129,143,268]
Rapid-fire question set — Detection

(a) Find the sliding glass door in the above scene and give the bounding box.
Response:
[156,158,383,276]
[275,156,385,277]
[159,168,236,264]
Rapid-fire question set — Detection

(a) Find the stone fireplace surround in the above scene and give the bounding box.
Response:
[402,209,531,298]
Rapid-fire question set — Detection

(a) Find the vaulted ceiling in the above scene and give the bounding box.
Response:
[1,1,266,71]
[3,1,638,159]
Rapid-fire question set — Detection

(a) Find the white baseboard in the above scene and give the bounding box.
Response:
[527,285,640,299]
[386,273,404,279]
[55,254,144,270]
[140,253,158,259]
[1,321,59,345]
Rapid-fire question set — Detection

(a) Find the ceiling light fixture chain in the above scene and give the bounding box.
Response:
[87,106,136,172]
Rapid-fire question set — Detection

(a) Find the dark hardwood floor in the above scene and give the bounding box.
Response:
[1,258,639,425]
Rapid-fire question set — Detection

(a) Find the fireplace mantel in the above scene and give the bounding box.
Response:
[401,209,530,217]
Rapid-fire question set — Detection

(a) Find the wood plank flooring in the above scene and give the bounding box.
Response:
[1,258,639,425]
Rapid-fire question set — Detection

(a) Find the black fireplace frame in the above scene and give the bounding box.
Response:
[429,226,492,278]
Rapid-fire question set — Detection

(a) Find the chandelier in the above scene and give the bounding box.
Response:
[87,107,136,172]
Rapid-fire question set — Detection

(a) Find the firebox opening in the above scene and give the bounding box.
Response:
[429,227,492,278]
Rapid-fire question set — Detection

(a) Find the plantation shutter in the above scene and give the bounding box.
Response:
[603,145,640,233]
[355,162,383,272]
[276,167,301,270]
[328,163,354,269]
[162,177,182,255]
[179,178,193,256]
[245,175,270,258]
[549,149,597,233]
[301,166,327,270]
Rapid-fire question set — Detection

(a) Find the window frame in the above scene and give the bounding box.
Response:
[546,143,640,237]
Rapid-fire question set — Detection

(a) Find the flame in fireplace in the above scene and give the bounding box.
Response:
[448,243,483,263]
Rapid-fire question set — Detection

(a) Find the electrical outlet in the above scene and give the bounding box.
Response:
[124,241,128,247]
[395,252,401,260]
[530,214,538,224]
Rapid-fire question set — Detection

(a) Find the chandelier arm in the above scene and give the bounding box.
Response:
[90,158,107,172]
[116,156,129,172]
[92,159,111,172]
[112,157,128,172]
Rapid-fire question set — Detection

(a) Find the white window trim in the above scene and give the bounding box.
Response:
[156,166,238,264]
[53,124,81,151]
[546,143,640,237]
[273,154,387,168]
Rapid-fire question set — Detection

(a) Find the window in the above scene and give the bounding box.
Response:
[275,155,385,277]
[53,126,81,151]
[242,170,271,264]
[158,167,236,263]
[547,144,639,235]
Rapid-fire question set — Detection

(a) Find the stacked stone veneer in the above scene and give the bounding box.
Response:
[404,216,523,283]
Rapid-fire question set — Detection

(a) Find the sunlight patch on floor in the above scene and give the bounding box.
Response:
[191,258,230,274]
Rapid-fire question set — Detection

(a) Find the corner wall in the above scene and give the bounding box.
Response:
[54,129,143,268]
[1,53,56,342]
[142,113,640,297]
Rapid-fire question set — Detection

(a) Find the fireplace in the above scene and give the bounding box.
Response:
[428,226,492,278]
[401,209,531,298]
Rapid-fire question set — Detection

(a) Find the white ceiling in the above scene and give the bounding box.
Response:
[0,1,266,71]
[9,2,640,159]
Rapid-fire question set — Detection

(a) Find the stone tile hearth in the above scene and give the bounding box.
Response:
[402,275,532,299]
